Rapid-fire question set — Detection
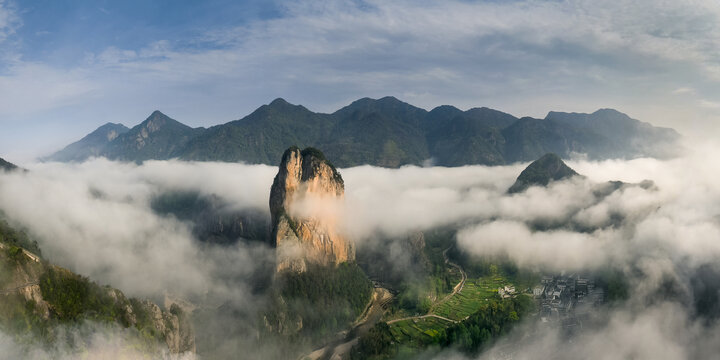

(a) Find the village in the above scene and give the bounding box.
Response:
[532,274,605,333]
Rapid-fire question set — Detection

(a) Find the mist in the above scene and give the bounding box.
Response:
[0,139,719,358]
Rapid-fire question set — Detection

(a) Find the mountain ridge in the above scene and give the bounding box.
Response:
[46,97,681,167]
[0,157,18,171]
[0,218,194,355]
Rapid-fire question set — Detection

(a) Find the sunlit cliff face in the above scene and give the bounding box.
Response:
[270,148,352,272]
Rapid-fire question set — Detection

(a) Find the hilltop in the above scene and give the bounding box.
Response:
[508,153,580,193]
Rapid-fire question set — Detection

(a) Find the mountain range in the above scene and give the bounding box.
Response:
[46,97,680,167]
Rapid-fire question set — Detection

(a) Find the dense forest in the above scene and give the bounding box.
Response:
[264,262,373,344]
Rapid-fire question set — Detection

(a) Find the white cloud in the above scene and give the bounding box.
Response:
[0,0,20,43]
[699,99,720,109]
[1,140,720,358]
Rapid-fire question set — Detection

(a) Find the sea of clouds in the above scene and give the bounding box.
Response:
[0,140,719,358]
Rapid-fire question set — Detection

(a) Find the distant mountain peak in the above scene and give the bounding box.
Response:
[269,98,290,107]
[545,108,631,120]
[593,108,623,115]
[43,122,131,162]
[144,110,172,123]
[262,98,312,115]
[0,157,18,172]
[429,105,463,116]
[508,153,580,193]
[377,95,402,103]
[138,110,191,133]
[345,96,412,108]
[98,121,127,128]
[94,122,129,141]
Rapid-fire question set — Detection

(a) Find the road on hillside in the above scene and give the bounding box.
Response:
[387,246,468,327]
[302,247,468,359]
[301,287,393,360]
[386,313,458,325]
[429,246,466,312]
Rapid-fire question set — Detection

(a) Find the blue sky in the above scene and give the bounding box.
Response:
[1,0,720,162]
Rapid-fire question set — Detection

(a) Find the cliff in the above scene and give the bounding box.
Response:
[0,218,194,355]
[269,147,353,272]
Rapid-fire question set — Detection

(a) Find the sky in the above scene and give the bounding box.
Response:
[1,0,720,162]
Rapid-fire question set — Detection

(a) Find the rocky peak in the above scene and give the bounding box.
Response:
[141,111,173,134]
[508,153,579,193]
[269,147,352,272]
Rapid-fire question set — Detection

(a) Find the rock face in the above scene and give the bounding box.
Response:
[269,147,353,272]
[0,221,195,356]
[508,153,579,193]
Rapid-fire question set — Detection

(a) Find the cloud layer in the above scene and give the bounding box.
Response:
[0,139,720,358]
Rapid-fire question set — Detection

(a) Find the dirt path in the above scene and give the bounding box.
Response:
[386,313,458,325]
[429,246,466,313]
[385,246,468,328]
[301,247,468,359]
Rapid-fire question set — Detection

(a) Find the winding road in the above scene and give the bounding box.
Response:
[386,313,458,325]
[429,246,467,313]
[387,246,467,326]
[301,246,468,359]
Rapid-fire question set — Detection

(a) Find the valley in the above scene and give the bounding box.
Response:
[1,1,718,359]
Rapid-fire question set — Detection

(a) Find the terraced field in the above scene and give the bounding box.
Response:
[433,276,511,320]
[388,316,453,348]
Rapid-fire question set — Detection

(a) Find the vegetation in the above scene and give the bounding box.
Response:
[266,262,373,343]
[0,217,42,257]
[151,190,269,244]
[48,97,679,167]
[0,220,183,355]
[300,147,344,185]
[350,322,396,360]
[433,276,510,321]
[355,297,534,359]
[388,317,451,348]
[507,153,579,193]
[439,296,534,354]
[595,268,630,302]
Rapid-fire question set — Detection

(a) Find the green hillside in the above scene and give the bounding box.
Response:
[46,97,681,167]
